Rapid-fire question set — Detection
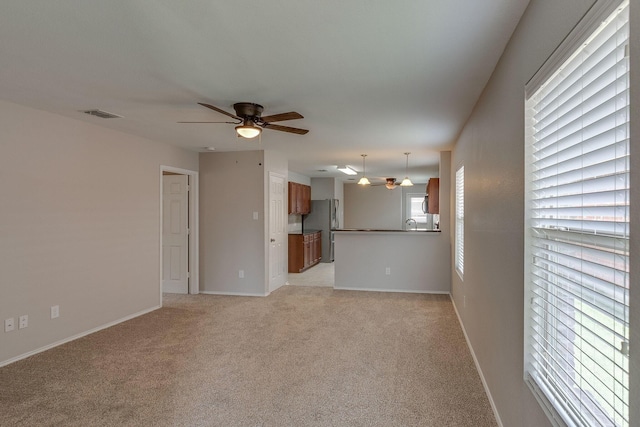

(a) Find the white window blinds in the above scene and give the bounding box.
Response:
[524,1,629,426]
[455,166,464,276]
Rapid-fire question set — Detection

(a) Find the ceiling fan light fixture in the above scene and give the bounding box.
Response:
[400,152,414,186]
[235,120,262,139]
[337,165,357,176]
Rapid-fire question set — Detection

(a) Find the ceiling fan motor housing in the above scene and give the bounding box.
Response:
[233,102,264,119]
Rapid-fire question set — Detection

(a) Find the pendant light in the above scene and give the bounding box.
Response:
[358,154,371,185]
[400,152,414,186]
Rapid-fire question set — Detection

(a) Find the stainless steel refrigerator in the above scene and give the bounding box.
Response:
[303,199,339,262]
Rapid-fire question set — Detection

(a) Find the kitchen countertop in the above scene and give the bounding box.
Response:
[289,229,321,235]
[334,229,440,233]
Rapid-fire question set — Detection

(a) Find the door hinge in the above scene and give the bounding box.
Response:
[187,228,191,235]
[187,272,190,279]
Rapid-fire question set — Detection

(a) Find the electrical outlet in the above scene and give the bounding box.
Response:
[239,270,245,279]
[4,318,15,332]
[385,267,391,275]
[253,211,259,220]
[19,315,28,329]
[51,305,60,319]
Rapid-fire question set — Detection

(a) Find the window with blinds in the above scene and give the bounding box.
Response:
[524,1,629,426]
[455,166,464,277]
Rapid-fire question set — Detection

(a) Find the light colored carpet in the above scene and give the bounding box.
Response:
[0,286,497,426]
[287,262,335,287]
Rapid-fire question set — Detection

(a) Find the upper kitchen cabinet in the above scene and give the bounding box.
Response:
[426,178,439,214]
[288,182,311,214]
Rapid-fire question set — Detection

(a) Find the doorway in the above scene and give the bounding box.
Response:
[160,166,199,298]
[268,172,286,293]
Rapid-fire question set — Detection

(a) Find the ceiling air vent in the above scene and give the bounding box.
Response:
[83,109,123,119]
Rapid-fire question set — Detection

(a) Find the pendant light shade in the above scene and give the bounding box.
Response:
[358,154,370,185]
[400,152,414,186]
[235,119,262,139]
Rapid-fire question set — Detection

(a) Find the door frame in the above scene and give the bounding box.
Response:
[160,166,199,303]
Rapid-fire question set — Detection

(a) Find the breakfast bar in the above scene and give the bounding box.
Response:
[333,229,451,294]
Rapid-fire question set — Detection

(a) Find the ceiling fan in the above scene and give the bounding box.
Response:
[179,102,309,138]
[371,178,401,190]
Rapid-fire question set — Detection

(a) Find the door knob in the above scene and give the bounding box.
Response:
[270,238,276,242]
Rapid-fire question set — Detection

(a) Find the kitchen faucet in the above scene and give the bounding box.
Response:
[405,218,417,231]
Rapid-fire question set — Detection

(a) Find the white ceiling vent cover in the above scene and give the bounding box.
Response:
[83,109,123,119]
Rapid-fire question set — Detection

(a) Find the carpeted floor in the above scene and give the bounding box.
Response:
[0,286,497,426]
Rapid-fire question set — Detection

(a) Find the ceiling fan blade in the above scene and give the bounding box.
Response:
[197,102,240,120]
[263,123,309,135]
[260,112,304,123]
[178,121,238,124]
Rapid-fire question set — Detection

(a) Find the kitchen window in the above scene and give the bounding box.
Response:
[524,1,630,426]
[405,193,429,230]
[455,166,464,278]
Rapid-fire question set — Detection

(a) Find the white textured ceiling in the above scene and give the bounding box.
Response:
[0,0,529,183]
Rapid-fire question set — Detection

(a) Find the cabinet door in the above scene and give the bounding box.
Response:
[303,235,311,268]
[301,184,311,214]
[314,232,322,262]
[288,182,302,214]
[288,235,304,273]
[427,178,440,214]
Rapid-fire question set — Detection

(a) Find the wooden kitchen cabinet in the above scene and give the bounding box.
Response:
[288,182,311,214]
[301,184,311,214]
[288,231,321,272]
[426,178,439,214]
[312,232,321,263]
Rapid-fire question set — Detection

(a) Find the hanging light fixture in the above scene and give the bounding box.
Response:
[400,152,414,186]
[358,154,371,185]
[235,119,262,139]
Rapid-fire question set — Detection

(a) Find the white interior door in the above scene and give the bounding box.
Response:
[162,174,189,294]
[268,173,286,292]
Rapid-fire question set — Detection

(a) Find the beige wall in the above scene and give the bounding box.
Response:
[0,100,198,365]
[447,0,640,425]
[199,151,267,296]
[344,183,403,229]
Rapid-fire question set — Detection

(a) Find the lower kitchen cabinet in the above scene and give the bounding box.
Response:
[288,231,322,273]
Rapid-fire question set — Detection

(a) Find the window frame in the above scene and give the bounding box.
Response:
[523,1,630,425]
[455,165,464,279]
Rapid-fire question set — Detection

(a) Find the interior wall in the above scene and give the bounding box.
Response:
[449,0,605,425]
[0,100,198,366]
[287,171,310,186]
[334,179,344,228]
[310,177,345,228]
[199,151,267,296]
[343,184,403,229]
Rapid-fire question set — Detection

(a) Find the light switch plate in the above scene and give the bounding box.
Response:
[253,211,259,220]
[51,305,59,319]
[4,318,15,332]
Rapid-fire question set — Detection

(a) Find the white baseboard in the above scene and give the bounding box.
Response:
[334,286,450,294]
[450,296,503,427]
[199,290,267,297]
[0,305,161,368]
